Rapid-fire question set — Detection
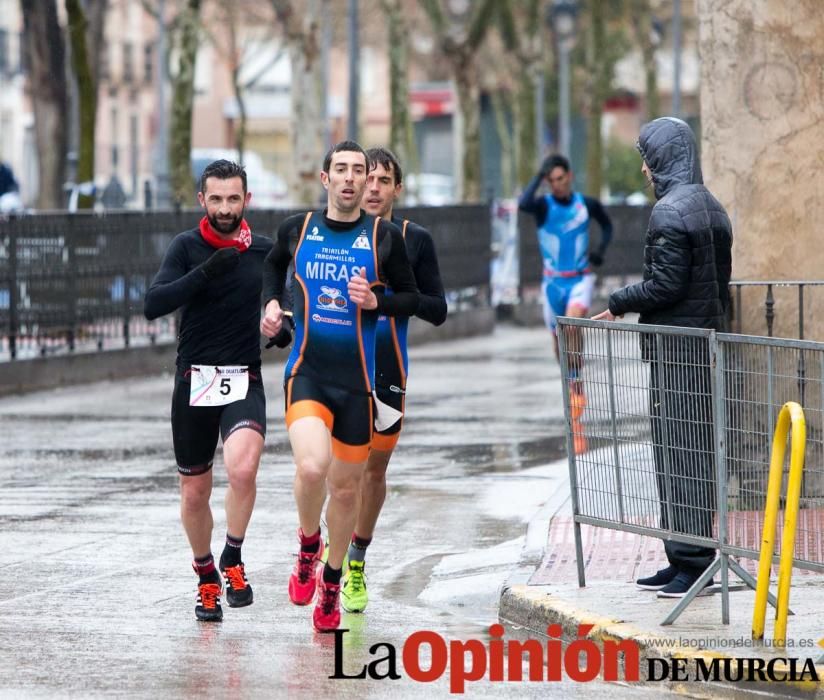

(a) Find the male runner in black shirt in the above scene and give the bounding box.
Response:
[144,160,273,621]
[260,141,418,632]
[338,146,447,614]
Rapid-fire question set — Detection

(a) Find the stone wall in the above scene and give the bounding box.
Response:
[698,1,824,339]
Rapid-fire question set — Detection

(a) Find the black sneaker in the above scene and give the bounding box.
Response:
[222,563,254,608]
[656,572,715,598]
[636,565,678,590]
[195,581,224,621]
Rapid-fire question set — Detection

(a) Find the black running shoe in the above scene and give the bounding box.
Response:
[222,563,254,608]
[636,565,678,590]
[657,572,715,598]
[195,581,223,621]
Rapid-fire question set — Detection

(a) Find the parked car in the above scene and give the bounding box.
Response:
[403,173,456,206]
[191,149,289,208]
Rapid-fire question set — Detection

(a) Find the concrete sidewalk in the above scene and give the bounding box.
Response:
[500,446,824,697]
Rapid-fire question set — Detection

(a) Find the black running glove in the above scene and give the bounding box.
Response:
[265,313,295,349]
[589,251,604,267]
[265,327,293,349]
[200,248,240,281]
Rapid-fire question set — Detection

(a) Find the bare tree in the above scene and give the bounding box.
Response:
[377,0,415,171]
[420,0,496,202]
[65,0,108,209]
[204,1,281,163]
[577,0,627,197]
[271,0,324,206]
[20,1,68,209]
[583,0,607,197]
[495,0,547,191]
[168,0,201,207]
[84,0,108,88]
[627,0,660,120]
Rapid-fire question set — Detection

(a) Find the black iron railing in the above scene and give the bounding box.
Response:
[0,205,491,361]
[729,281,824,339]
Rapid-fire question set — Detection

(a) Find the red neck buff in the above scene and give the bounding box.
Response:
[199,216,252,251]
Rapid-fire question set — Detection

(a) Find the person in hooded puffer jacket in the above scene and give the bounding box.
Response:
[593,117,733,598]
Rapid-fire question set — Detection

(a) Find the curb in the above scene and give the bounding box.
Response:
[499,584,824,697]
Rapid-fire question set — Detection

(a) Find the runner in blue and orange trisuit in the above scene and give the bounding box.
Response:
[333,146,448,614]
[259,141,418,632]
[518,154,613,453]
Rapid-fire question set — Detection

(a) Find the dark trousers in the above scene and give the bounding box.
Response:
[649,356,716,574]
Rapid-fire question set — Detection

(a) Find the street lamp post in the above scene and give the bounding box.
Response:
[535,65,545,170]
[672,0,682,118]
[550,0,578,158]
[347,0,360,141]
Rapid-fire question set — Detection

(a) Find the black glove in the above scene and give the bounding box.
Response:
[264,313,294,349]
[200,248,240,281]
[589,251,604,267]
[265,327,293,349]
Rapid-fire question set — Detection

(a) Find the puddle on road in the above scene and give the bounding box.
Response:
[394,433,568,475]
[450,435,568,474]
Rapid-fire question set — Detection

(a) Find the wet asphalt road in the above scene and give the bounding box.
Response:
[0,326,687,698]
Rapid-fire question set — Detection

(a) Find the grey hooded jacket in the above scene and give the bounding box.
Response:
[608,118,732,330]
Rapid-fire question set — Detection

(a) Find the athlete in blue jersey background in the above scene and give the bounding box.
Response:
[260,141,417,632]
[519,154,612,452]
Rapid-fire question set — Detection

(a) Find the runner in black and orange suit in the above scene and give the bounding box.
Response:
[259,141,418,632]
[337,146,447,614]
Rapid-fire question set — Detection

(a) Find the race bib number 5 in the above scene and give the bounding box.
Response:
[189,365,249,407]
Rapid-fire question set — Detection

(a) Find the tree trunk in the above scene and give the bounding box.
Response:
[515,70,537,189]
[233,65,247,163]
[224,3,246,162]
[382,0,413,169]
[420,0,494,203]
[490,89,513,197]
[273,0,323,206]
[65,0,97,209]
[20,0,68,209]
[642,45,659,121]
[584,0,607,198]
[629,0,660,120]
[452,53,482,202]
[85,0,108,89]
[169,0,201,208]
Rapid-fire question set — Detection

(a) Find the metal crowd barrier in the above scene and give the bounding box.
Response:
[557,318,824,627]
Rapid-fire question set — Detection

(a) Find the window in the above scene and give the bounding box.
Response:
[123,42,133,83]
[99,43,110,83]
[0,29,8,75]
[143,42,153,84]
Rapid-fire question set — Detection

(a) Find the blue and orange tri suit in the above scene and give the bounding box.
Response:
[262,210,418,462]
[371,215,447,451]
[518,175,612,330]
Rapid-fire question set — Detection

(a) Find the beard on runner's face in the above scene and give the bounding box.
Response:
[208,209,243,235]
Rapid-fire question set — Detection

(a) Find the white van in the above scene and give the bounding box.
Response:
[191,149,289,208]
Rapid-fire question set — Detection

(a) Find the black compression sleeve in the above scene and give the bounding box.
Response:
[375,222,418,317]
[411,231,447,326]
[143,236,209,320]
[517,174,548,226]
[262,216,300,305]
[584,195,613,253]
